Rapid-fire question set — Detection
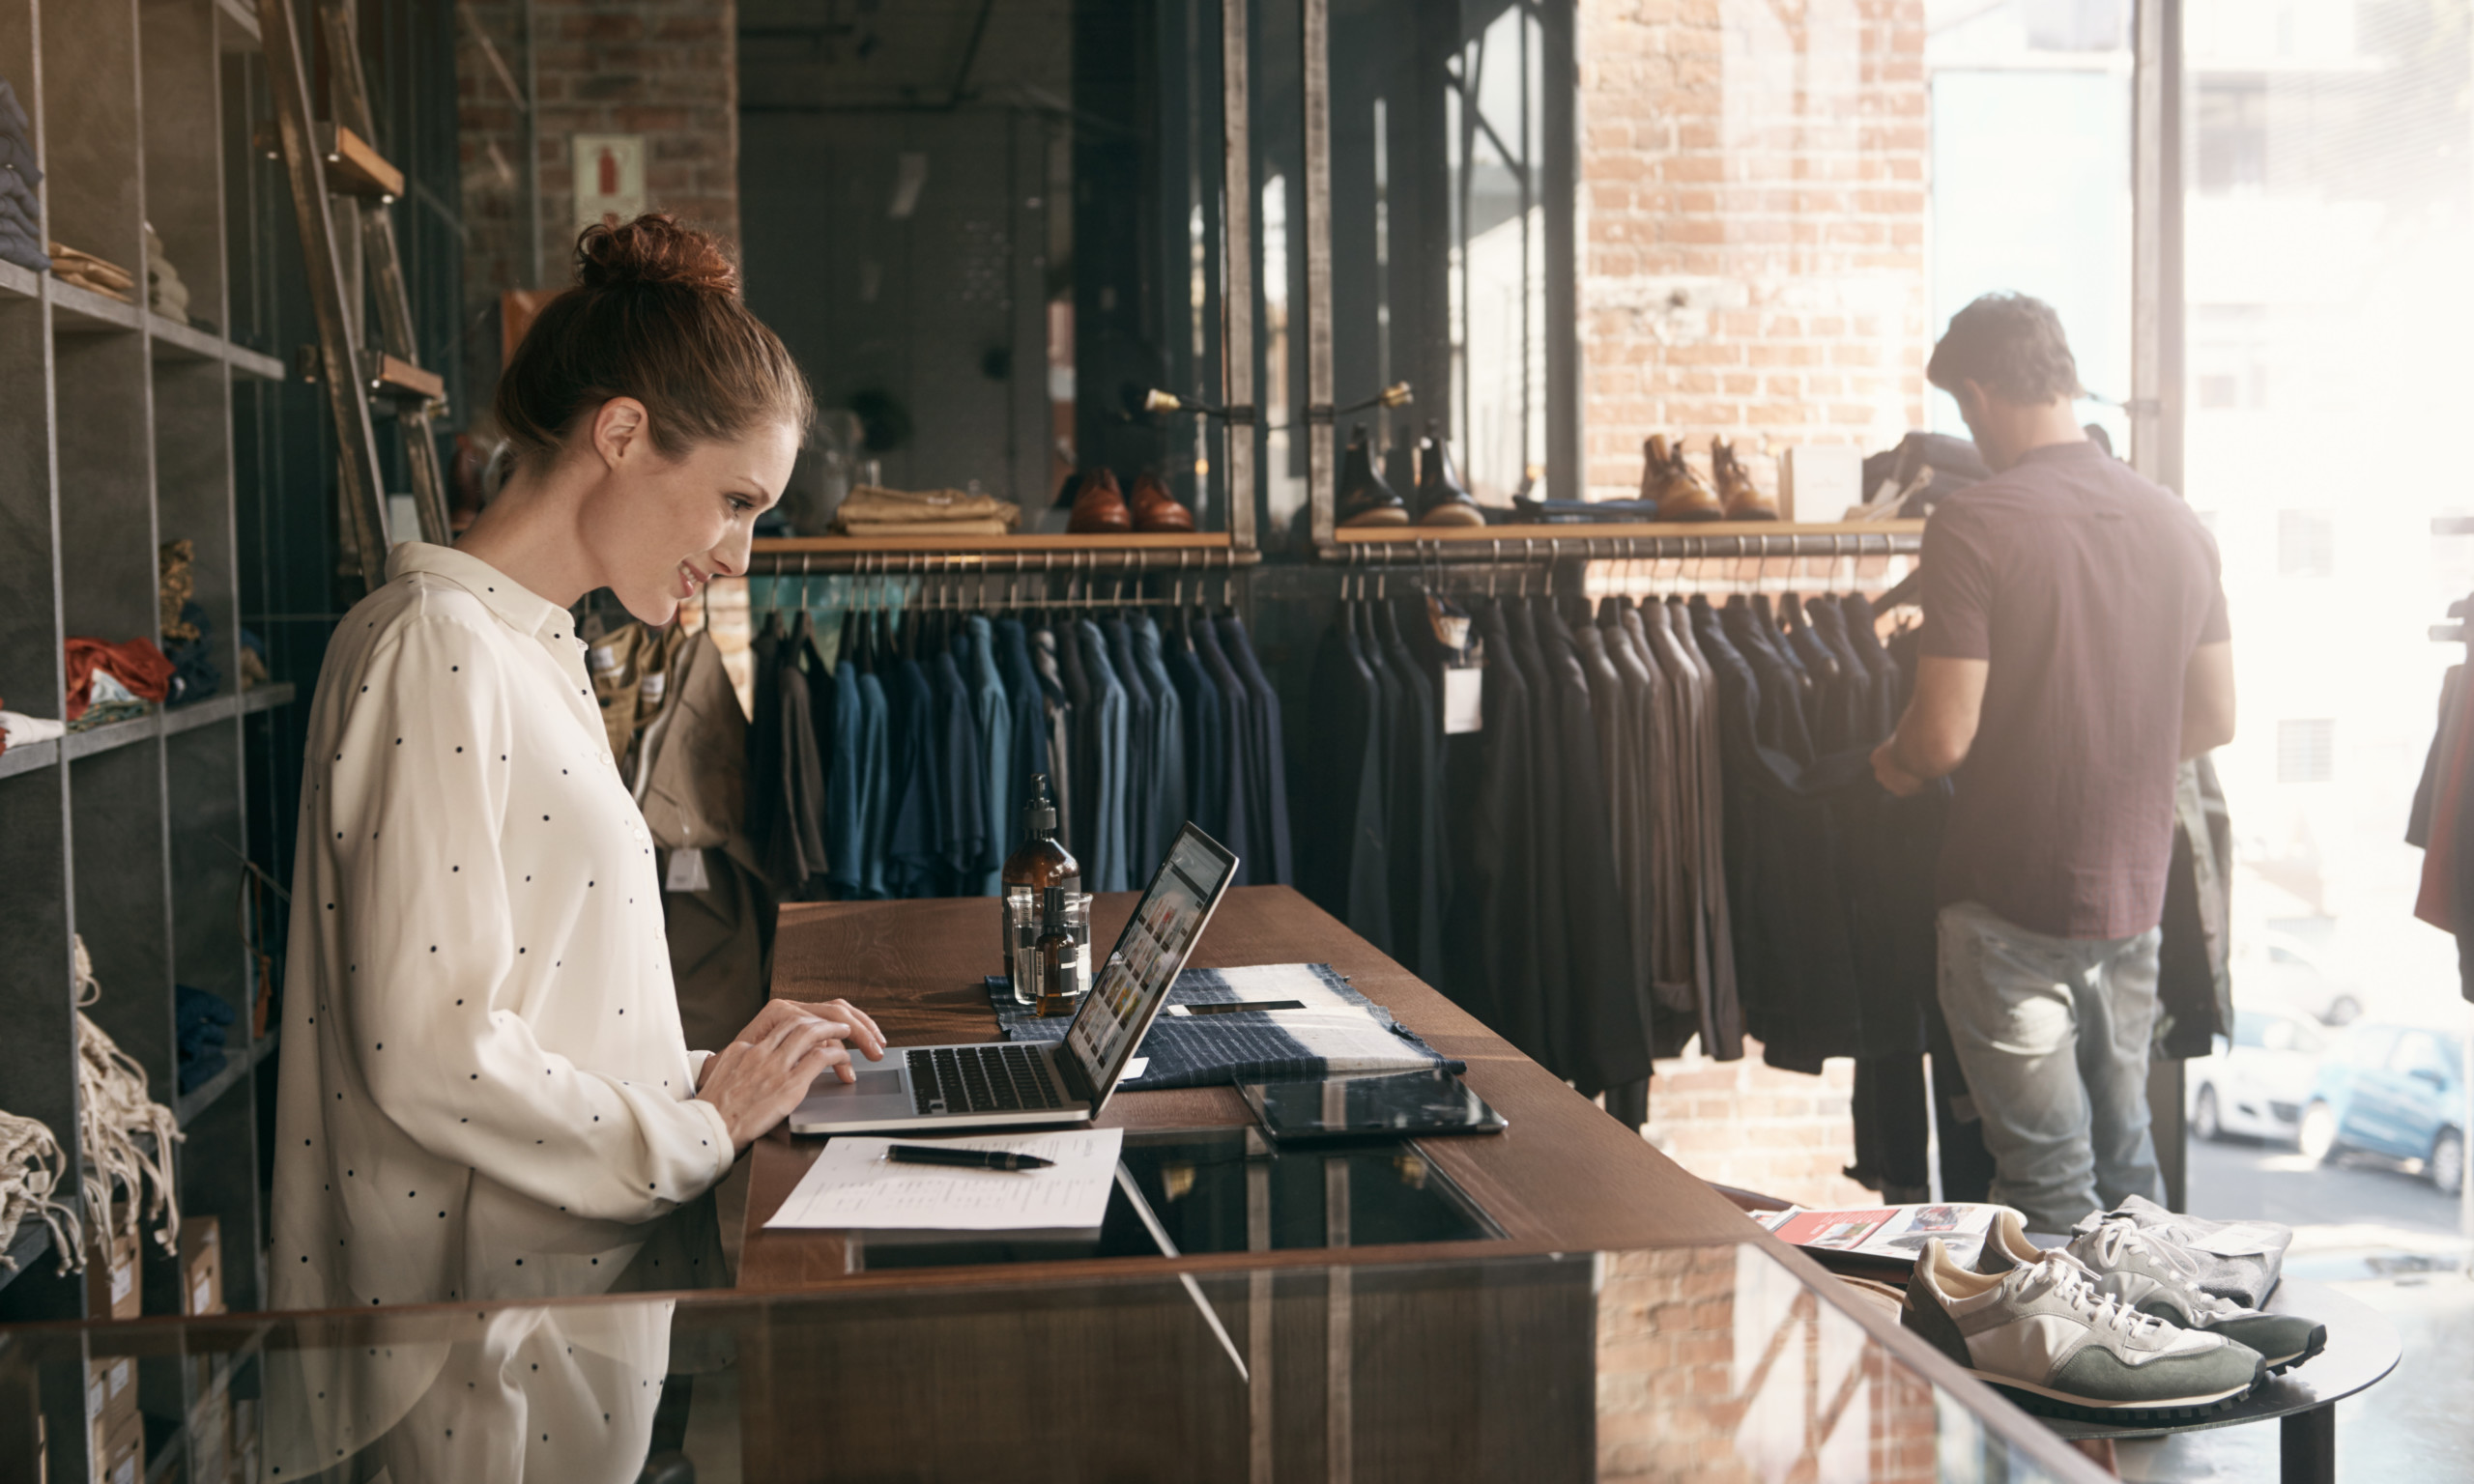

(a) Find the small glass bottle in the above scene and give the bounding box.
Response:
[1002,774,1079,999]
[1034,886,1073,1014]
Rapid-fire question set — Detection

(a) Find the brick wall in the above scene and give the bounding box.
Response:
[1597,1244,1937,1482]
[1643,1041,1878,1209]
[1579,0,1927,1201]
[1576,0,1930,504]
[455,0,741,393]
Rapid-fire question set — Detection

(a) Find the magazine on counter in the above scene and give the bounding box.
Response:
[1750,1202,2008,1270]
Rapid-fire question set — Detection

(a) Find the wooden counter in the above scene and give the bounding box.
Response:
[738,885,1761,1290]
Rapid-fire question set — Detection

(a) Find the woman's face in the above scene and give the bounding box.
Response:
[582,402,799,626]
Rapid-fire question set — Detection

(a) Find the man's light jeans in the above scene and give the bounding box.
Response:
[1936,900,2165,1233]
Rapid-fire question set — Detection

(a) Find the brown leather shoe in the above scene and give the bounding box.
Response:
[1128,471,1195,532]
[1068,468,1134,533]
[1712,438,1778,521]
[1646,435,1723,523]
[1415,421,1485,527]
[1337,424,1410,527]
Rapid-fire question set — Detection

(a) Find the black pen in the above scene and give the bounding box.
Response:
[885,1144,1053,1172]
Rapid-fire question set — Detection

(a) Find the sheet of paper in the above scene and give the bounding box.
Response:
[1118,1056,1148,1084]
[763,1127,1125,1232]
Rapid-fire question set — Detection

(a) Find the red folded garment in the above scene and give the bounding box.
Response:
[65,636,174,721]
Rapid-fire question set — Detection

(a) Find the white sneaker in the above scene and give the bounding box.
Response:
[1904,1238,2265,1420]
[1974,1209,2327,1374]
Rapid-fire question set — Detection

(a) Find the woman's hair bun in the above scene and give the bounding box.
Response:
[572,213,738,295]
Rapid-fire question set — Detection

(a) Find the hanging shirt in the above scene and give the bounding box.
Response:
[270,542,733,1315]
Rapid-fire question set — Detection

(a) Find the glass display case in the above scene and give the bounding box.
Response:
[0,1240,2101,1483]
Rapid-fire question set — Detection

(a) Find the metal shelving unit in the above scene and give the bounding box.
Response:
[0,1,344,1478]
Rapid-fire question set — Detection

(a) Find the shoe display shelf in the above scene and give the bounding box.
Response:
[0,0,321,1478]
[749,531,1260,574]
[1324,518,1926,561]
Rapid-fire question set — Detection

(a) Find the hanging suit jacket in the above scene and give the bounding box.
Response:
[633,630,774,1056]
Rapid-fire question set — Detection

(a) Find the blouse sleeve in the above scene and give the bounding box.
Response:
[329,614,733,1224]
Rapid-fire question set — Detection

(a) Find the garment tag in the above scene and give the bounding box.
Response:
[588,643,620,675]
[641,671,667,702]
[664,848,710,894]
[1443,667,1483,734]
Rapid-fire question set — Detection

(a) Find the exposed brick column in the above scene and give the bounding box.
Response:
[455,0,741,392]
[1575,0,1930,504]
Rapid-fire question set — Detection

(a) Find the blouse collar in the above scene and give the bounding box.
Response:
[387,542,572,642]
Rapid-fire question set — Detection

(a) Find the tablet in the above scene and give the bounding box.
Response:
[1238,1069,1508,1143]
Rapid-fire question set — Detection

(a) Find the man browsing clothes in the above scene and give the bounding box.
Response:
[1871,293,2236,1233]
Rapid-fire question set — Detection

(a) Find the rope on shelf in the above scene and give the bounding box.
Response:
[0,1108,82,1274]
[72,936,184,1257]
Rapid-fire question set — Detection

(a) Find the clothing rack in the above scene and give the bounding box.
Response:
[1323,524,1924,565]
[745,540,1258,575]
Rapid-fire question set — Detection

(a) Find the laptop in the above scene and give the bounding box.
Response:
[787,823,1240,1135]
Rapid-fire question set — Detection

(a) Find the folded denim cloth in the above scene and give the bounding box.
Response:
[176,985,237,1093]
[0,227,48,274]
[0,76,31,138]
[164,601,220,708]
[0,131,36,186]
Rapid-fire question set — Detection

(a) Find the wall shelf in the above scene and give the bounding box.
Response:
[45,276,142,332]
[1323,518,1925,561]
[749,531,1254,574]
[0,737,59,780]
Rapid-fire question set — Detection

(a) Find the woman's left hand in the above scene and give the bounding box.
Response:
[699,999,886,1089]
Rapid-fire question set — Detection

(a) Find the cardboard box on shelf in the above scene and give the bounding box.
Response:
[83,1355,135,1461]
[83,1228,138,1322]
[92,1406,140,1484]
[179,1216,222,1318]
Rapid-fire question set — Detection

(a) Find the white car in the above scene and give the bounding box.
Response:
[2187,1006,2331,1145]
[2239,937,2365,1026]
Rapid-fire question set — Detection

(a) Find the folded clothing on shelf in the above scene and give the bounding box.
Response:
[144,222,188,320]
[1509,497,1665,524]
[0,77,43,275]
[64,635,173,722]
[48,240,134,302]
[0,708,65,750]
[831,483,1021,537]
[175,985,237,1094]
[164,600,220,707]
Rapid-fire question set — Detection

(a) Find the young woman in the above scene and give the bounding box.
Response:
[269,214,882,1315]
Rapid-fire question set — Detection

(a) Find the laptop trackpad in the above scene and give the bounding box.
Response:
[806,1066,906,1099]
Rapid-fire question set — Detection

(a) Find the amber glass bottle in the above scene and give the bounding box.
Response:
[1001,774,1079,995]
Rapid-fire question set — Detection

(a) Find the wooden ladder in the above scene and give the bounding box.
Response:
[255,0,450,592]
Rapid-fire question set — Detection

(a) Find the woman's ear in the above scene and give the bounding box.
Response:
[590,397,651,471]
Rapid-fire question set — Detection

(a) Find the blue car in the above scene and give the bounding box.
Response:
[2297,1020,2466,1197]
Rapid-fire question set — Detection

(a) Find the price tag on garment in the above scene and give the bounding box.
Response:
[1443,667,1483,734]
[588,643,621,675]
[640,671,667,703]
[664,847,710,894]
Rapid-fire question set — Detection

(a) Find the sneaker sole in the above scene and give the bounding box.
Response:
[2262,1325,2328,1376]
[1967,1369,2260,1423]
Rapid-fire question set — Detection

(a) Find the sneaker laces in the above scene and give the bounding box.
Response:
[2086,1218,2235,1317]
[2030,1252,2168,1338]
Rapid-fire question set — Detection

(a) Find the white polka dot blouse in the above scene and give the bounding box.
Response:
[269,543,734,1312]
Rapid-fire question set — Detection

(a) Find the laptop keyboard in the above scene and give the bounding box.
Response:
[907,1045,1065,1115]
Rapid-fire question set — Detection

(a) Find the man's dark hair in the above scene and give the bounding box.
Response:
[1926,293,2083,405]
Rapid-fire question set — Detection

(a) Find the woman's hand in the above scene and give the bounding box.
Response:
[693,999,888,1150]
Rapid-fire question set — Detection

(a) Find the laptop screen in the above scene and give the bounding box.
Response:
[1062,825,1238,1098]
